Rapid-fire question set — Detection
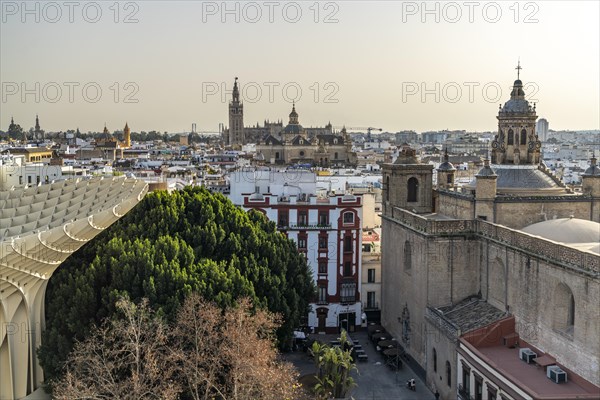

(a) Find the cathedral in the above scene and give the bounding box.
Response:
[381,70,600,399]
[222,77,356,166]
[94,123,132,160]
[255,104,357,166]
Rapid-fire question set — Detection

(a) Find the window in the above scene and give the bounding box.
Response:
[367,291,376,308]
[298,210,307,225]
[568,294,575,328]
[318,261,327,274]
[462,364,471,395]
[318,286,327,303]
[319,211,328,226]
[446,361,451,387]
[340,282,356,303]
[319,236,328,249]
[433,348,437,372]
[474,375,483,400]
[367,269,375,283]
[19,176,23,185]
[553,282,575,336]
[487,384,498,400]
[28,176,32,184]
[344,261,352,277]
[344,236,352,252]
[275,151,280,159]
[520,129,527,145]
[508,128,514,145]
[278,210,289,227]
[343,212,354,224]
[334,152,338,159]
[404,241,412,271]
[407,177,418,202]
[298,237,307,249]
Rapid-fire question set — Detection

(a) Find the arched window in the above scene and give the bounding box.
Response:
[433,348,437,372]
[553,283,575,337]
[404,241,412,271]
[386,176,390,202]
[507,129,514,145]
[520,129,527,145]
[407,177,418,202]
[446,361,452,387]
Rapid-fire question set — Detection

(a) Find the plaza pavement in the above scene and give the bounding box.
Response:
[286,330,438,400]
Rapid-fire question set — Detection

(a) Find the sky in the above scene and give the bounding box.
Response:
[1,1,599,134]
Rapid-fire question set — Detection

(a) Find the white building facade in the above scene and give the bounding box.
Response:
[229,170,363,333]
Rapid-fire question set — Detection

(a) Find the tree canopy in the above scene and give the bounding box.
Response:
[39,186,315,380]
[54,295,305,400]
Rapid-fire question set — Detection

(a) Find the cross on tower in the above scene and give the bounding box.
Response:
[515,59,522,80]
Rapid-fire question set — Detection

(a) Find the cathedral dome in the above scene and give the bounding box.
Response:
[437,148,456,171]
[583,165,600,176]
[438,161,455,171]
[582,156,600,176]
[521,218,600,250]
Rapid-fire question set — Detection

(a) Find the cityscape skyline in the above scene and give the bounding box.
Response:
[1,1,599,133]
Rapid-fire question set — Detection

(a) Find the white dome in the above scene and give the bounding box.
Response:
[521,218,600,249]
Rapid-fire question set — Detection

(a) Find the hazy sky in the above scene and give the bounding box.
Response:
[1,1,599,133]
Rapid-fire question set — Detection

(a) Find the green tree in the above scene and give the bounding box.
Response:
[311,331,357,399]
[39,187,315,381]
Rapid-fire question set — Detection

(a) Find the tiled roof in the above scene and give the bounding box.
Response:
[438,297,507,334]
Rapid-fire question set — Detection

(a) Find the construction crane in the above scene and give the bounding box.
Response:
[333,126,383,141]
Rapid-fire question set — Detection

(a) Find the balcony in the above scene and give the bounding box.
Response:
[363,301,380,311]
[458,384,474,400]
[288,223,333,230]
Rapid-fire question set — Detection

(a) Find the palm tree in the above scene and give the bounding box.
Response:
[311,331,357,399]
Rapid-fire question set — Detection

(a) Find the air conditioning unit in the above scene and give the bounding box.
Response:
[547,366,567,383]
[519,348,537,364]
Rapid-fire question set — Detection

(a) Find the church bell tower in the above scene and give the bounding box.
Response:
[228,77,244,147]
[491,62,541,165]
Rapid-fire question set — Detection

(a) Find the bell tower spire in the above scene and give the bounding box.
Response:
[228,77,244,147]
[491,62,540,165]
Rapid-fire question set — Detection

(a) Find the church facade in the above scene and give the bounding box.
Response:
[221,78,357,166]
[381,73,600,399]
[256,104,357,167]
